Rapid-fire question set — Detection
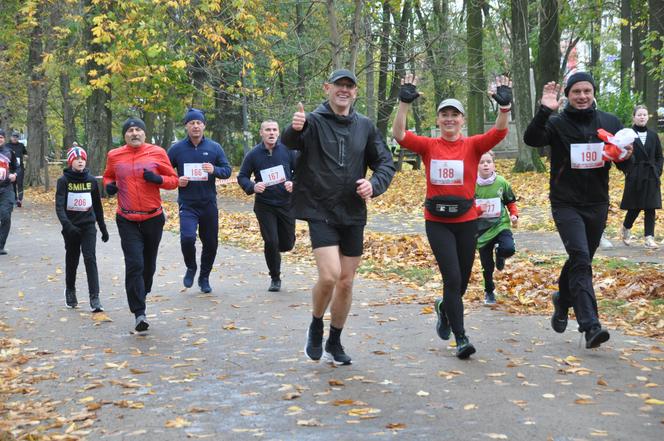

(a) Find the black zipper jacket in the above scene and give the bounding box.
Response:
[281,101,395,225]
[524,105,632,206]
[55,168,107,233]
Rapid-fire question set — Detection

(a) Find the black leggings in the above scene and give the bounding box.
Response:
[623,209,656,237]
[425,220,477,337]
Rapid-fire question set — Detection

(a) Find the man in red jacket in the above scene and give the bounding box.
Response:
[103,117,178,332]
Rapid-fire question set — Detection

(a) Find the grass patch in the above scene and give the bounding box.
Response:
[595,257,641,270]
[598,298,628,314]
[652,299,664,307]
[359,261,436,285]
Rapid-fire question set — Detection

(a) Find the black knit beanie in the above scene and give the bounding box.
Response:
[564,72,596,97]
[122,117,146,137]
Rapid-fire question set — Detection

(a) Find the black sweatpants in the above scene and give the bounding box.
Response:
[14,166,24,202]
[478,229,515,293]
[116,213,165,317]
[425,219,477,337]
[254,200,295,280]
[552,204,607,332]
[62,223,99,295]
[623,208,656,237]
[0,188,15,249]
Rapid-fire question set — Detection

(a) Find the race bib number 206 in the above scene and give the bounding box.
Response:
[430,159,463,185]
[67,192,92,212]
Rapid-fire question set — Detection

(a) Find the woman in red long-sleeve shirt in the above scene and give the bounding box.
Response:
[392,74,512,359]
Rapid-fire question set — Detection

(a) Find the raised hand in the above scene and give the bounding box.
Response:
[489,75,513,106]
[540,81,561,111]
[398,73,420,103]
[292,102,306,131]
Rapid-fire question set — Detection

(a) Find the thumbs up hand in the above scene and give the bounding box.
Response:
[292,102,306,132]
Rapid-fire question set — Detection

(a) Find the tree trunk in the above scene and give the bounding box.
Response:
[326,0,341,69]
[414,0,451,106]
[60,71,76,153]
[84,0,112,176]
[161,116,175,150]
[376,1,391,125]
[143,111,156,145]
[348,0,363,71]
[645,0,663,129]
[376,0,411,138]
[467,0,485,136]
[589,0,602,92]
[295,0,306,96]
[536,0,560,101]
[25,3,48,190]
[633,19,645,96]
[364,10,376,121]
[620,0,632,92]
[512,0,545,172]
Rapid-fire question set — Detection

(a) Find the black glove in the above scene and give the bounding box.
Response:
[492,85,513,106]
[106,182,118,196]
[65,223,81,237]
[398,83,420,104]
[143,169,163,185]
[100,226,109,243]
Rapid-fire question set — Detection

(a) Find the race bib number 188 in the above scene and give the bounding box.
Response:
[430,159,463,185]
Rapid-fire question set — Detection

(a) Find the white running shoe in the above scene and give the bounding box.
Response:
[621,225,631,246]
[644,235,659,249]
[599,235,613,249]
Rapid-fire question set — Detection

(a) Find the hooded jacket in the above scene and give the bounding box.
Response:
[55,168,107,234]
[0,145,17,190]
[103,143,178,222]
[281,101,395,225]
[524,105,632,206]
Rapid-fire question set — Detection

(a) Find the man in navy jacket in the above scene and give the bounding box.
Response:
[168,108,232,293]
[237,120,297,292]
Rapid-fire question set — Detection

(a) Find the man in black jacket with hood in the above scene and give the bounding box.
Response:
[0,130,18,255]
[282,69,395,365]
[524,72,633,349]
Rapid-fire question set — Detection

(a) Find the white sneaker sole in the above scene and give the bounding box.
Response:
[323,350,352,366]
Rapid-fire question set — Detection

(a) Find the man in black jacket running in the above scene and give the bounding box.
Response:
[282,69,395,365]
[524,72,633,349]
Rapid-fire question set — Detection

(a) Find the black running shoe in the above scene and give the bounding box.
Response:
[551,291,568,333]
[198,277,212,293]
[183,268,196,288]
[65,288,78,308]
[324,341,352,365]
[585,326,610,349]
[455,335,476,359]
[483,291,496,305]
[268,279,281,292]
[304,325,323,361]
[89,295,104,313]
[135,315,149,332]
[434,298,451,340]
[495,249,505,271]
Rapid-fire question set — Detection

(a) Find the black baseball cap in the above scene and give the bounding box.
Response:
[327,69,357,85]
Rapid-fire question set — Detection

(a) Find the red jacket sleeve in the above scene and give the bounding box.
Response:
[154,148,178,190]
[507,201,518,217]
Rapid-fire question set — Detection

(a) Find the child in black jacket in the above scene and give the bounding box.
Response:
[55,147,109,311]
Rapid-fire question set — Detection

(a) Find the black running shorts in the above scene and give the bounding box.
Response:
[307,220,364,257]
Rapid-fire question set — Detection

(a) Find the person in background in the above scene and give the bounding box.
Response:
[55,146,109,311]
[237,120,297,292]
[619,105,662,249]
[168,108,232,294]
[5,131,27,207]
[0,130,17,255]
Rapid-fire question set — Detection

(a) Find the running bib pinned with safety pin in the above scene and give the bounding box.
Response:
[430,159,463,185]
[183,163,208,181]
[260,165,286,187]
[570,143,604,169]
[477,197,502,218]
[67,192,92,212]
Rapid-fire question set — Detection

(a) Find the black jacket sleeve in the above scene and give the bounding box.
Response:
[365,125,396,198]
[281,118,309,150]
[55,178,73,229]
[91,179,107,233]
[523,105,555,148]
[236,151,256,195]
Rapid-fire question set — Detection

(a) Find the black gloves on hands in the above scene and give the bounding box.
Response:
[100,226,109,243]
[106,182,118,196]
[398,83,420,104]
[492,85,513,106]
[143,169,163,185]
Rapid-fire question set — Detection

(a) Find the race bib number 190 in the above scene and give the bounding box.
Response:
[570,143,604,169]
[260,165,286,187]
[430,159,463,185]
[183,163,208,181]
[67,192,92,212]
